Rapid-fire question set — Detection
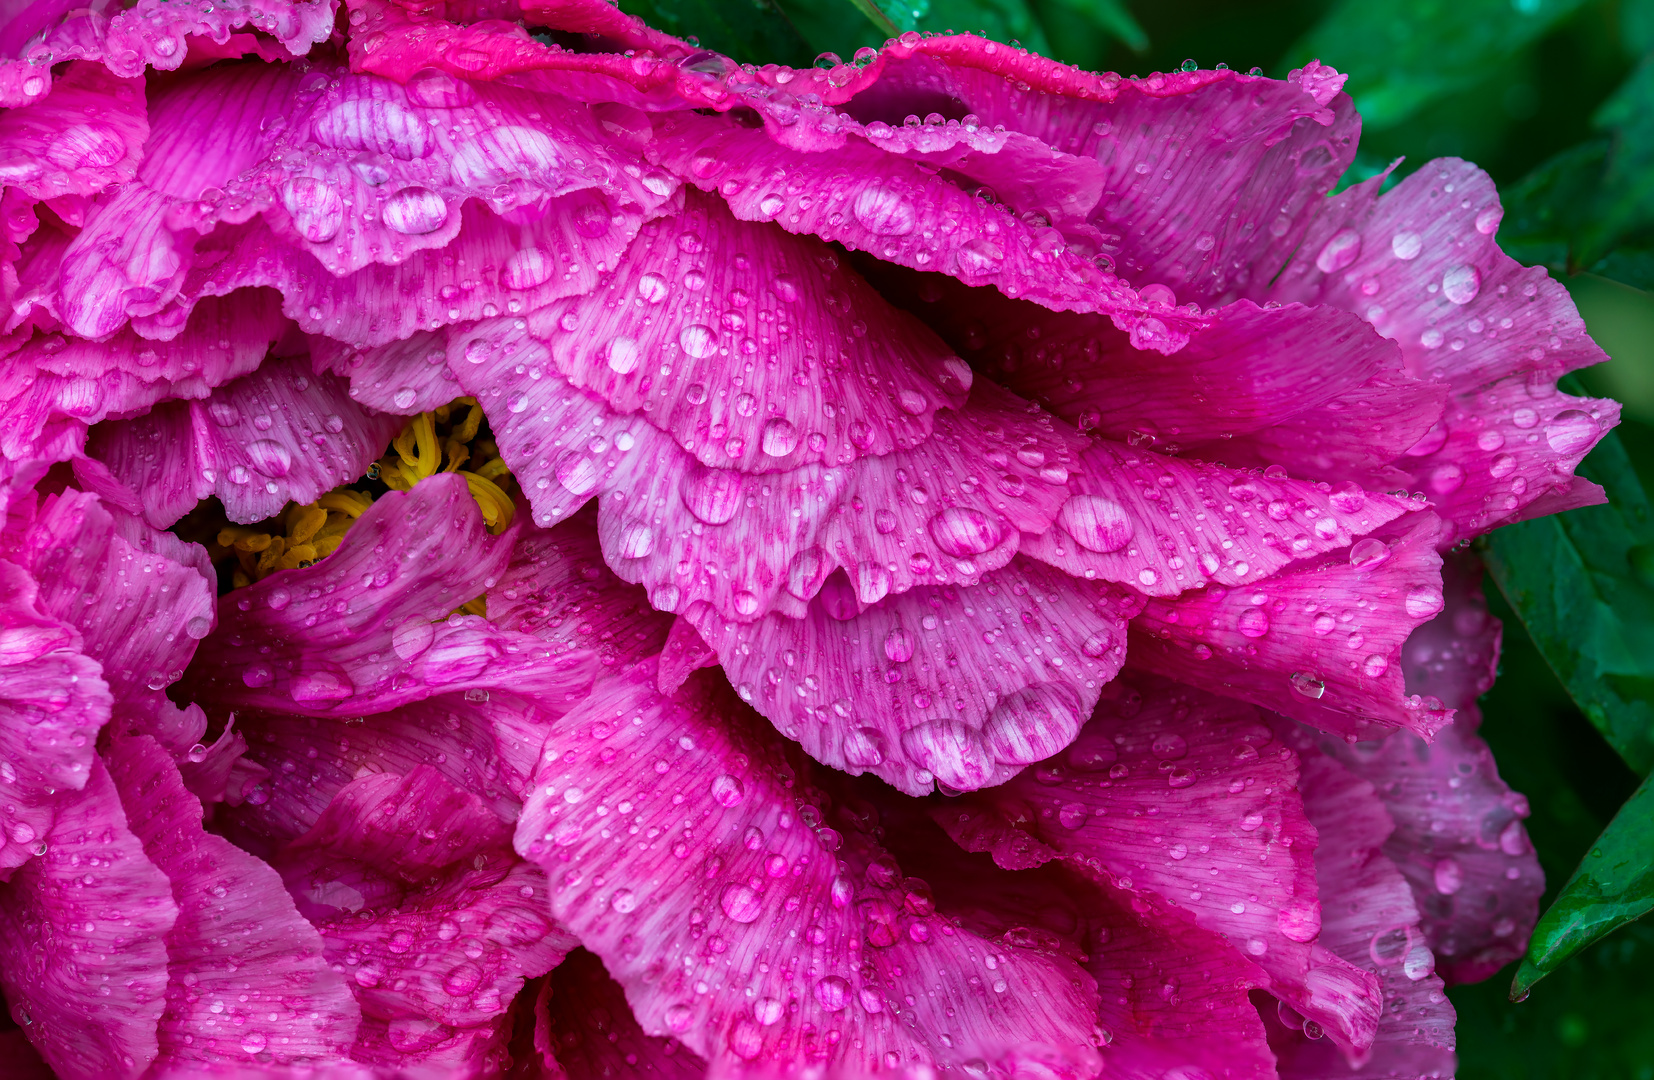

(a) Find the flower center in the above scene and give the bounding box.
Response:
[205,397,515,592]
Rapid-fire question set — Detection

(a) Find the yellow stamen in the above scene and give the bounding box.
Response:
[459,471,515,534]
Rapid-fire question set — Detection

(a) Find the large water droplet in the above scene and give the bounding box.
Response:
[928,507,1001,557]
[814,976,851,1011]
[452,126,562,189]
[405,67,477,108]
[610,888,638,912]
[1348,537,1390,569]
[681,467,743,524]
[1391,231,1423,260]
[281,177,344,242]
[246,439,292,478]
[502,248,553,289]
[1544,409,1599,454]
[241,1032,268,1055]
[1236,606,1270,637]
[1059,495,1133,553]
[711,774,745,807]
[606,337,641,374]
[761,418,798,457]
[1315,228,1361,273]
[1405,587,1444,619]
[982,684,1082,765]
[900,720,994,789]
[46,122,127,170]
[313,98,429,160]
[383,186,448,234]
[679,324,718,358]
[720,881,763,923]
[852,183,917,235]
[842,727,887,767]
[615,520,655,558]
[1441,263,1480,304]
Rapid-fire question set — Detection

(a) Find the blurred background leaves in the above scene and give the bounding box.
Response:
[618,0,1654,1071]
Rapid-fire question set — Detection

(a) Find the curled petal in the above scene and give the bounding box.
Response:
[1023,442,1416,596]
[1268,750,1456,1078]
[0,62,147,200]
[89,355,403,528]
[1322,553,1544,984]
[941,675,1382,1053]
[1128,514,1452,740]
[106,734,361,1071]
[0,757,176,1079]
[0,560,111,873]
[514,664,1105,1076]
[692,556,1140,794]
[524,189,970,472]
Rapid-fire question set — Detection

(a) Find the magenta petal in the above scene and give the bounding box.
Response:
[0,292,287,468]
[315,330,461,416]
[0,756,176,1079]
[537,950,704,1080]
[1268,750,1456,1079]
[275,768,577,1072]
[1128,514,1452,739]
[523,189,971,472]
[942,675,1381,1053]
[1022,442,1415,596]
[0,62,147,201]
[0,559,111,873]
[515,664,1104,1076]
[1322,554,1544,985]
[186,476,595,718]
[456,317,1082,619]
[8,490,214,747]
[89,355,403,527]
[106,734,361,1070]
[692,556,1140,794]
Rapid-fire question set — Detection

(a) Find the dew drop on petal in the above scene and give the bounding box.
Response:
[1058,495,1133,553]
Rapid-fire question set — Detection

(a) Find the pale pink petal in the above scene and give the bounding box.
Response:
[1128,514,1453,740]
[1321,553,1543,985]
[514,664,1105,1076]
[0,559,111,873]
[106,734,361,1070]
[532,949,705,1080]
[1023,441,1416,596]
[0,756,176,1079]
[1265,160,1616,543]
[183,475,598,719]
[521,189,971,472]
[691,556,1140,794]
[314,330,461,416]
[88,355,403,527]
[7,489,214,747]
[1266,750,1455,1079]
[274,767,578,1073]
[0,0,337,105]
[940,675,1381,1054]
[0,292,289,467]
[0,62,147,201]
[456,320,1081,620]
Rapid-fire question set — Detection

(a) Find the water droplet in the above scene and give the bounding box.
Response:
[313,98,429,159]
[610,888,638,912]
[502,248,553,289]
[186,615,212,639]
[606,337,641,374]
[1290,671,1325,699]
[884,628,914,663]
[1361,653,1390,678]
[711,774,745,807]
[281,177,344,242]
[1544,409,1599,454]
[1405,587,1444,619]
[928,507,1002,557]
[957,237,1004,275]
[1391,231,1423,260]
[983,684,1083,765]
[1058,495,1133,553]
[1348,537,1390,569]
[1058,802,1088,829]
[241,1032,267,1055]
[1441,264,1480,304]
[1402,944,1435,981]
[852,183,917,235]
[637,272,669,303]
[899,720,994,789]
[452,126,562,189]
[46,123,127,170]
[720,881,763,923]
[1432,858,1462,895]
[754,997,784,1025]
[761,418,798,457]
[615,520,655,558]
[679,324,718,358]
[1237,607,1270,638]
[245,439,292,478]
[1151,732,1189,760]
[681,467,743,524]
[814,976,850,1011]
[382,186,448,235]
[843,727,887,767]
[405,67,477,108]
[1315,229,1361,273]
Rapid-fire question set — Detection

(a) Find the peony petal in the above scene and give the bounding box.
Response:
[648,109,1196,347]
[8,489,214,747]
[940,674,1381,1053]
[1021,441,1416,596]
[275,767,578,1073]
[456,316,1083,620]
[485,507,673,667]
[56,62,673,340]
[315,330,462,416]
[1265,160,1616,543]
[106,734,361,1070]
[1320,553,1544,985]
[0,62,147,201]
[0,292,288,468]
[691,556,1140,794]
[89,355,403,527]
[1127,514,1453,740]
[0,0,337,106]
[0,757,176,1079]
[0,559,111,873]
[535,949,706,1080]
[1263,749,1455,1079]
[514,663,1105,1076]
[521,189,971,472]
[184,475,600,719]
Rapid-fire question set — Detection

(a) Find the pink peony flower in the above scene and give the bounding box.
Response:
[0,0,1611,1076]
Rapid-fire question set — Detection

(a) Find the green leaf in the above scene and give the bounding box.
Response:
[1046,0,1147,51]
[617,0,814,66]
[919,0,1052,54]
[1510,770,1654,999]
[1283,0,1590,129]
[1483,427,1654,776]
